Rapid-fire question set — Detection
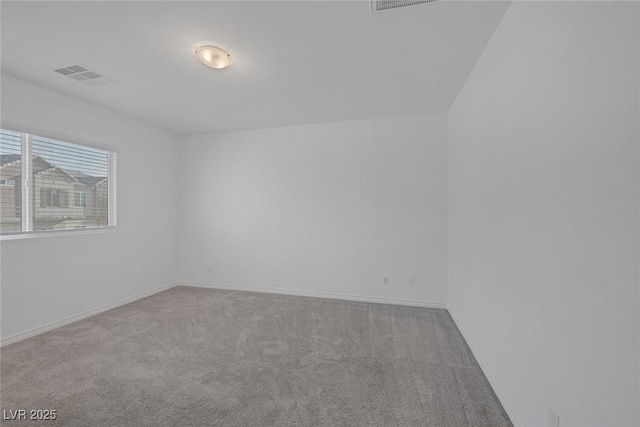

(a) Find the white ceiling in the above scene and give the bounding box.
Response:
[1,1,509,135]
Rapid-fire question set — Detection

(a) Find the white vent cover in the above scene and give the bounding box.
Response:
[371,0,438,13]
[52,64,116,86]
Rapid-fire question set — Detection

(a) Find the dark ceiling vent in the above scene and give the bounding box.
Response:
[371,0,438,13]
[52,64,116,86]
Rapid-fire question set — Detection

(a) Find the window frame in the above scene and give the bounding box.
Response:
[0,129,117,240]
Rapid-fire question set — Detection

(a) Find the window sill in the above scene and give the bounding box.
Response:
[0,226,116,241]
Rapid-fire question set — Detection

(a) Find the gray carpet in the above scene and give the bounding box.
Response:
[1,286,512,426]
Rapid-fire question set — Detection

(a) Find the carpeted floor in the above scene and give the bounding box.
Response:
[1,286,512,426]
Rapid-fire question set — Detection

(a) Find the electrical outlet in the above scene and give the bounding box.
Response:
[409,277,415,286]
[549,409,559,427]
[207,265,212,274]
[383,276,389,285]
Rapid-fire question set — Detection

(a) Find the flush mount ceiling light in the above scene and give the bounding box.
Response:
[195,46,232,69]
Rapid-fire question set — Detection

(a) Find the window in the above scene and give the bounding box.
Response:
[74,192,87,208]
[50,189,60,207]
[0,128,116,237]
[40,189,64,207]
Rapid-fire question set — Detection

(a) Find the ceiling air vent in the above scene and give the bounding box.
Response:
[371,0,438,13]
[52,64,116,86]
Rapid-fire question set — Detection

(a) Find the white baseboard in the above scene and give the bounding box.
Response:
[181,281,447,309]
[0,281,179,347]
[448,308,522,427]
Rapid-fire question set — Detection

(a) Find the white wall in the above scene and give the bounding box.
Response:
[0,74,179,342]
[447,2,640,427]
[179,115,447,306]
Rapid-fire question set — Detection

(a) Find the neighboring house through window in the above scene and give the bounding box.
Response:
[0,128,116,237]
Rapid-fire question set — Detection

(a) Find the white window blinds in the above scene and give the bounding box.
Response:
[0,129,23,234]
[0,128,116,236]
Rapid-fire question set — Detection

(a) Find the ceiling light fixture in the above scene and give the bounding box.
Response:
[195,46,232,69]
